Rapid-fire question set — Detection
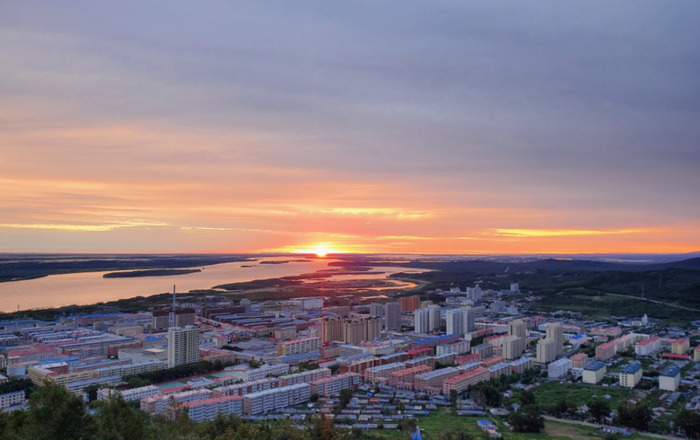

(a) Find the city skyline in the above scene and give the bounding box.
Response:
[2,2,699,254]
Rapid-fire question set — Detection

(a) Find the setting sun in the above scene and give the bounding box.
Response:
[291,243,341,257]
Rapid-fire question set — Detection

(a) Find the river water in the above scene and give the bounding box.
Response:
[0,257,423,312]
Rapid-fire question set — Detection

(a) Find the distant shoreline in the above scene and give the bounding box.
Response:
[102,269,202,278]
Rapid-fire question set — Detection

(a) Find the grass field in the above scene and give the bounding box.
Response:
[532,381,633,409]
[361,411,663,440]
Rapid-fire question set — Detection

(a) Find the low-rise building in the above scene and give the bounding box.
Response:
[309,372,359,397]
[570,353,589,369]
[510,357,534,374]
[242,363,290,382]
[671,338,690,355]
[0,390,25,409]
[619,363,642,388]
[442,367,490,394]
[414,367,460,392]
[174,395,243,422]
[635,336,661,356]
[548,358,572,379]
[98,385,159,402]
[582,361,606,384]
[242,383,311,415]
[659,366,681,391]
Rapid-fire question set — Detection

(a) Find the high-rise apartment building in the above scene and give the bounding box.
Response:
[341,316,381,345]
[428,305,441,332]
[384,302,401,331]
[446,309,464,336]
[414,308,430,334]
[536,322,564,363]
[369,303,383,318]
[152,310,170,331]
[399,296,420,313]
[462,307,475,333]
[167,326,200,368]
[503,319,526,360]
[175,308,196,328]
[322,316,343,343]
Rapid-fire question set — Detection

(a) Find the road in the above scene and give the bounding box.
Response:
[543,415,680,440]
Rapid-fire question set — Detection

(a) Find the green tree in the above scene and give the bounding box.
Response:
[399,418,417,434]
[588,399,611,424]
[450,389,458,409]
[676,409,700,439]
[23,383,95,440]
[508,405,544,433]
[338,388,353,410]
[551,399,570,418]
[437,428,474,440]
[93,395,146,440]
[480,384,501,407]
[520,389,536,406]
[616,404,652,431]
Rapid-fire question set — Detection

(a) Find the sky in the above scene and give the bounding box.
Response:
[1,1,699,255]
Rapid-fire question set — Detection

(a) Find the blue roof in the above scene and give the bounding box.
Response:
[584,360,606,371]
[413,334,458,344]
[143,335,164,342]
[621,363,642,374]
[661,366,681,377]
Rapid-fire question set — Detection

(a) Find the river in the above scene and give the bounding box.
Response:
[0,257,424,312]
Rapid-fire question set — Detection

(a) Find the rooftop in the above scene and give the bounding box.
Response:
[620,363,642,374]
[660,366,681,377]
[584,361,606,371]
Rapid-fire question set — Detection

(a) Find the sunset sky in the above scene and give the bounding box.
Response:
[1,1,699,255]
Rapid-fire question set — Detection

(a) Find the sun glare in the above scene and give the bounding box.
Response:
[292,243,339,257]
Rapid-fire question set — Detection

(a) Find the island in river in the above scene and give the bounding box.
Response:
[102,269,201,278]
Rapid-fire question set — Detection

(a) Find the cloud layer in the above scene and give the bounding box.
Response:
[1,1,699,253]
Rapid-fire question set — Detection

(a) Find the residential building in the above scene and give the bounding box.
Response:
[309,372,359,397]
[462,307,476,333]
[635,336,661,356]
[571,353,589,369]
[242,383,310,415]
[445,309,464,336]
[659,366,681,391]
[671,338,690,355]
[582,361,606,384]
[384,302,401,331]
[619,363,642,388]
[399,296,420,313]
[548,358,572,379]
[322,316,343,343]
[414,308,430,334]
[0,390,25,409]
[242,363,290,382]
[277,337,321,356]
[442,367,490,394]
[176,395,242,422]
[167,326,200,368]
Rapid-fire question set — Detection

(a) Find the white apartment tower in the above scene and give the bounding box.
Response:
[428,305,441,332]
[167,326,200,368]
[414,308,430,334]
[462,307,475,333]
[446,309,464,336]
